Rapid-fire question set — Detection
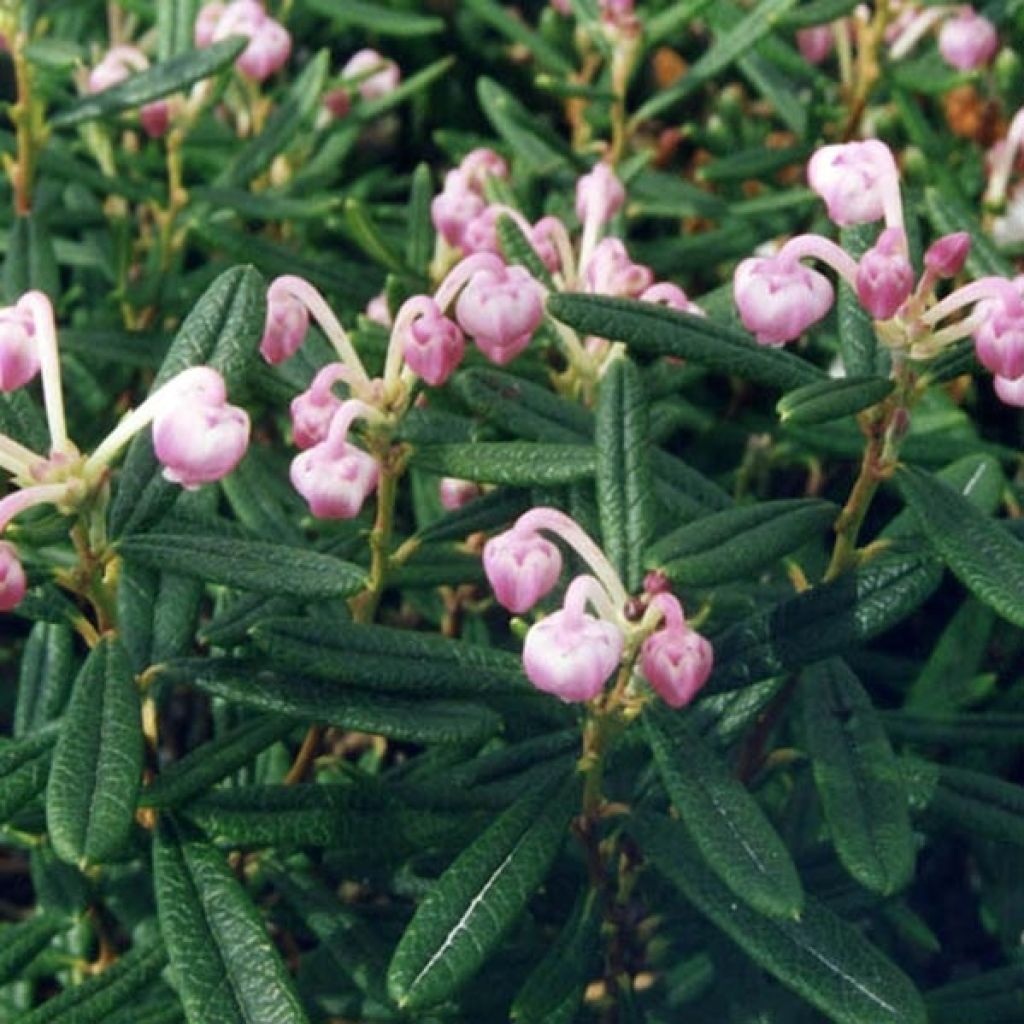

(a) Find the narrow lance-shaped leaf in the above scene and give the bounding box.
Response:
[45,637,142,866]
[631,812,928,1024]
[153,817,311,1024]
[644,705,803,919]
[387,770,579,1010]
[14,622,75,737]
[2,213,60,302]
[0,914,64,988]
[413,442,596,486]
[801,659,915,895]
[776,376,894,426]
[0,727,58,825]
[896,463,1024,628]
[596,356,655,592]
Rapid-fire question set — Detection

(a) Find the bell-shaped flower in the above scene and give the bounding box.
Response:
[640,595,713,708]
[0,541,26,612]
[260,282,310,364]
[522,576,624,702]
[194,3,226,46]
[455,262,543,365]
[153,395,250,490]
[401,300,466,386]
[576,163,626,227]
[974,298,1024,380]
[856,227,915,320]
[640,282,705,317]
[994,373,1024,406]
[0,299,40,393]
[212,0,291,81]
[583,238,654,298]
[431,171,486,249]
[482,527,563,614]
[341,48,400,101]
[290,364,348,449]
[807,140,902,227]
[938,7,998,71]
[734,256,833,346]
[459,148,509,190]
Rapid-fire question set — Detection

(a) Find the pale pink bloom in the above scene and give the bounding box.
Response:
[439,477,482,511]
[807,140,902,227]
[342,48,400,101]
[0,300,40,393]
[461,206,502,256]
[994,373,1024,406]
[483,528,562,614]
[459,148,509,190]
[583,238,654,298]
[640,282,705,317]
[401,301,465,386]
[640,595,713,709]
[431,171,486,249]
[212,0,290,82]
[365,293,391,327]
[856,227,915,319]
[0,542,26,611]
[974,298,1024,380]
[290,364,348,450]
[195,3,227,46]
[530,216,567,273]
[260,284,309,365]
[576,163,626,227]
[734,256,834,345]
[455,262,544,365]
[938,7,998,71]
[924,232,971,278]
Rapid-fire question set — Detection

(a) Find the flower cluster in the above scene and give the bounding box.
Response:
[195,0,291,82]
[0,293,248,610]
[483,507,713,707]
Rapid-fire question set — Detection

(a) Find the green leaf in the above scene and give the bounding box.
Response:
[304,0,445,35]
[406,163,435,274]
[14,622,75,738]
[52,38,245,128]
[882,711,1024,747]
[644,705,803,919]
[595,356,655,592]
[632,812,927,1024]
[153,818,311,1024]
[646,499,837,587]
[895,463,1024,627]
[778,0,858,27]
[140,715,294,809]
[923,183,1013,280]
[801,659,915,895]
[359,56,454,120]
[632,0,801,122]
[45,637,142,866]
[219,50,329,187]
[0,914,64,987]
[387,770,578,1010]
[927,964,1024,1024]
[249,616,530,696]
[546,294,824,390]
[157,0,199,60]
[777,376,894,426]
[465,0,574,73]
[109,266,264,537]
[161,659,504,743]
[497,214,555,289]
[0,727,57,825]
[710,551,942,693]
[12,939,167,1024]
[118,534,366,598]
[2,213,59,302]
[415,488,530,544]
[477,77,572,175]
[342,196,420,281]
[511,890,600,1024]
[414,442,595,485]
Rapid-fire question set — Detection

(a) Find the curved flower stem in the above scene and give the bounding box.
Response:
[778,235,860,288]
[0,482,70,533]
[923,276,1024,327]
[888,6,949,60]
[383,295,436,391]
[0,433,44,477]
[19,292,71,456]
[434,253,505,311]
[562,573,619,625]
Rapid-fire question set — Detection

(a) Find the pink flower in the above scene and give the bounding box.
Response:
[639,595,713,708]
[455,262,544,365]
[0,300,40,393]
[401,300,465,386]
[0,542,26,612]
[342,48,400,101]
[583,238,654,298]
[807,140,901,227]
[459,148,509,190]
[994,374,1024,406]
[924,232,971,278]
[139,101,170,138]
[152,370,250,488]
[194,3,226,46]
[938,7,998,71]
[365,293,391,327]
[431,171,486,249]
[530,217,567,273]
[290,364,347,450]
[576,163,626,227]
[289,403,379,519]
[260,283,309,365]
[733,255,834,345]
[439,477,482,510]
[483,528,562,614]
[461,206,502,256]
[212,0,290,82]
[796,25,833,64]
[640,282,704,317]
[522,576,624,702]
[856,227,914,320]
[974,297,1024,380]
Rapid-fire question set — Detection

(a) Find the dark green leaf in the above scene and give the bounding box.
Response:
[0,914,64,987]
[387,771,578,1010]
[633,812,927,1024]
[645,705,803,918]
[414,442,595,485]
[801,659,915,895]
[497,214,555,289]
[0,727,57,825]
[406,163,435,274]
[477,77,572,174]
[52,38,246,128]
[646,499,836,587]
[2,213,59,302]
[154,818,311,1024]
[777,377,894,426]
[464,0,574,73]
[882,711,1024,747]
[304,0,445,35]
[45,637,142,866]
[14,622,75,738]
[547,294,824,390]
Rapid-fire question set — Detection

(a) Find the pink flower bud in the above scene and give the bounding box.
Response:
[459,148,509,190]
[974,298,1024,380]
[153,381,250,489]
[87,45,149,94]
[401,301,465,386]
[290,364,347,450]
[365,293,391,326]
[0,301,40,393]
[461,206,501,257]
[600,0,638,33]
[483,528,562,614]
[261,286,309,365]
[236,19,291,81]
[342,48,400,101]
[439,477,482,510]
[212,0,265,41]
[195,2,226,46]
[733,255,834,345]
[938,7,998,71]
[139,100,170,139]
[994,373,1024,406]
[551,0,572,14]
[323,87,351,119]
[431,172,486,249]
[796,25,833,64]
[576,163,626,226]
[523,602,624,702]
[530,217,566,273]
[807,140,900,226]
[640,282,705,317]
[583,238,654,298]
[0,541,27,612]
[455,263,544,365]
[856,227,914,320]
[924,232,971,278]
[641,627,713,708]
